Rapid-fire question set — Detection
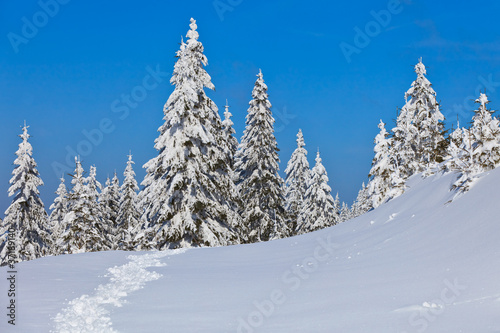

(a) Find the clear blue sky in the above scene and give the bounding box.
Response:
[1,0,500,215]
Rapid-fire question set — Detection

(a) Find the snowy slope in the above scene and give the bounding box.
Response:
[2,169,500,332]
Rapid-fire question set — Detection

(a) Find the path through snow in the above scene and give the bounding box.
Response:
[52,250,186,333]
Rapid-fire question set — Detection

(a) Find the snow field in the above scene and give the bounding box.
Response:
[52,250,186,333]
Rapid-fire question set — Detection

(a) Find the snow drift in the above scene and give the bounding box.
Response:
[1,168,500,332]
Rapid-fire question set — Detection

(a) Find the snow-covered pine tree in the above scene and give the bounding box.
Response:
[333,193,341,219]
[339,202,352,223]
[391,59,446,179]
[140,18,238,249]
[48,176,68,255]
[453,94,500,191]
[99,173,120,249]
[284,129,310,234]
[0,124,50,265]
[368,120,395,208]
[351,182,371,218]
[234,70,287,242]
[116,154,142,250]
[58,157,108,254]
[469,93,500,169]
[296,151,337,234]
[444,121,464,172]
[222,99,239,168]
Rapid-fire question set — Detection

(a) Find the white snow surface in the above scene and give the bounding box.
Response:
[2,169,500,332]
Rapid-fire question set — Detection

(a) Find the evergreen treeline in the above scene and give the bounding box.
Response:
[2,20,500,265]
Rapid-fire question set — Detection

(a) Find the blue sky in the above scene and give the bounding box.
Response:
[1,0,500,214]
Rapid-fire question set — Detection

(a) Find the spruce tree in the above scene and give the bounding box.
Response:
[339,202,352,223]
[469,93,500,169]
[296,151,337,234]
[351,182,371,218]
[99,173,121,249]
[391,58,446,178]
[0,124,50,265]
[222,99,239,168]
[284,129,310,234]
[58,157,108,253]
[234,70,287,242]
[453,94,500,191]
[48,176,68,255]
[140,18,237,249]
[368,120,395,208]
[444,121,464,172]
[116,154,142,250]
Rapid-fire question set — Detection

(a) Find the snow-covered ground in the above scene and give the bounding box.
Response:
[2,168,500,332]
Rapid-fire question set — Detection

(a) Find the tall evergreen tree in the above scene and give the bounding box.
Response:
[58,157,108,253]
[284,129,310,233]
[296,151,337,234]
[234,70,287,242]
[116,154,142,250]
[48,176,68,254]
[0,124,50,265]
[139,18,238,249]
[391,58,446,178]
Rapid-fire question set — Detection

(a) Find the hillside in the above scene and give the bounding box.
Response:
[1,168,500,332]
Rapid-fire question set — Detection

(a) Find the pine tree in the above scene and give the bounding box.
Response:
[48,176,68,254]
[453,94,500,191]
[116,154,142,250]
[222,99,239,168]
[351,182,371,218]
[140,18,238,249]
[368,120,395,208]
[58,157,108,254]
[333,193,341,220]
[0,124,50,265]
[391,58,446,177]
[444,121,463,172]
[469,93,500,169]
[284,129,310,234]
[234,70,287,242]
[99,173,121,249]
[339,202,352,223]
[296,151,337,234]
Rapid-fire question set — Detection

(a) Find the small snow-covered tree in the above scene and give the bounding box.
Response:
[339,202,352,223]
[100,173,121,248]
[222,99,239,168]
[58,157,108,254]
[469,93,500,169]
[139,18,238,249]
[453,94,500,191]
[444,122,464,172]
[48,176,68,254]
[284,129,310,234]
[351,182,371,218]
[234,70,287,242]
[368,120,394,208]
[296,151,337,234]
[0,125,50,265]
[116,154,142,250]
